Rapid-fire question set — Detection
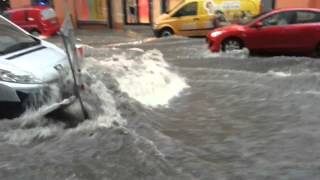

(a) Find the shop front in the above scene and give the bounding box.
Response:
[123,0,151,24]
[76,0,112,27]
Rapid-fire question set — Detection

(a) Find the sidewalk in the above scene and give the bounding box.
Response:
[48,25,154,47]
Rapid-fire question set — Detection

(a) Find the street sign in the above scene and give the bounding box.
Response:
[60,13,89,119]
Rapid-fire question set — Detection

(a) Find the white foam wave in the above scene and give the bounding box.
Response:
[267,71,292,77]
[3,124,63,145]
[106,37,157,47]
[91,49,189,107]
[207,48,250,59]
[73,80,127,131]
[293,90,320,95]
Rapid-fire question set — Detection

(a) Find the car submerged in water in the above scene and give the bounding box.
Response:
[0,15,75,118]
[206,8,320,56]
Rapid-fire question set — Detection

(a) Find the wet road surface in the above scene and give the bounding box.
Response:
[1,35,320,180]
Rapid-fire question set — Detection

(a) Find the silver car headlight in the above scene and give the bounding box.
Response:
[0,69,42,84]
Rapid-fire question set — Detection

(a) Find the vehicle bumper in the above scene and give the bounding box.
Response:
[0,80,73,105]
[42,26,60,37]
[0,82,44,103]
[207,37,221,52]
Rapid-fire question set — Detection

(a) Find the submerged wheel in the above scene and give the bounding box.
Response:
[160,28,173,37]
[313,43,320,57]
[222,38,244,52]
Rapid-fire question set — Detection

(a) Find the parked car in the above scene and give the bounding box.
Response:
[206,8,320,56]
[153,0,262,37]
[0,15,74,118]
[4,6,60,37]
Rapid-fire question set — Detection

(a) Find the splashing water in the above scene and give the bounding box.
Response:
[86,49,189,107]
[267,70,292,77]
[1,46,189,145]
[201,48,250,59]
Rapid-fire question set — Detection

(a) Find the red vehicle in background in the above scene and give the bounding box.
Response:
[206,8,320,56]
[4,6,60,37]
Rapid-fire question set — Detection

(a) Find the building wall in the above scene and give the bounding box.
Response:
[276,0,311,8]
[10,0,30,8]
[153,0,162,23]
[53,0,77,26]
[169,0,181,9]
[310,0,320,8]
[112,0,123,29]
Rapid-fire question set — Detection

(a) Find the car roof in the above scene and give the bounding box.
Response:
[5,6,50,12]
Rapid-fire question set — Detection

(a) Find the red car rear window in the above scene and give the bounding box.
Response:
[40,8,56,20]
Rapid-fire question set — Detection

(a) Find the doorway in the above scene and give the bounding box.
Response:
[123,0,151,24]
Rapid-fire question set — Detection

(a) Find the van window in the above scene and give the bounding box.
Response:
[0,17,40,55]
[173,2,197,17]
[40,8,56,20]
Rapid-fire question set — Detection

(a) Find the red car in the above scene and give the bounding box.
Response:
[207,8,320,56]
[4,6,60,37]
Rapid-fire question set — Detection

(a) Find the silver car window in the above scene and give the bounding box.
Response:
[0,17,39,55]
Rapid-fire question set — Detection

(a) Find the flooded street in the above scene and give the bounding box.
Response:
[1,35,320,180]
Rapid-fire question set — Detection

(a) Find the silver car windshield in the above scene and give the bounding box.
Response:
[0,16,40,55]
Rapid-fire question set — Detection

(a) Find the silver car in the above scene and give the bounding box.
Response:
[0,16,74,118]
